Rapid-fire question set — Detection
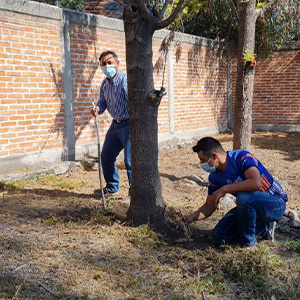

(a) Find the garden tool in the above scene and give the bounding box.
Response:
[92,102,107,209]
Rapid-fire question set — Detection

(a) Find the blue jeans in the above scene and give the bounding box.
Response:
[101,120,131,193]
[213,191,286,247]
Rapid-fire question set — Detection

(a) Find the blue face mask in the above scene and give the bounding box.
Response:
[200,156,216,173]
[102,65,116,78]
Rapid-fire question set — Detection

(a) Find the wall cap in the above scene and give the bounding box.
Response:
[64,9,124,32]
[279,41,300,51]
[0,0,226,49]
[0,0,62,20]
[65,9,225,49]
[253,124,300,132]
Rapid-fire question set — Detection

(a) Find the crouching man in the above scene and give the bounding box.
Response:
[185,137,288,248]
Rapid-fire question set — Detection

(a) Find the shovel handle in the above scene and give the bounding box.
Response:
[91,102,106,209]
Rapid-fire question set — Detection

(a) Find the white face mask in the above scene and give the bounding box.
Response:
[102,65,116,78]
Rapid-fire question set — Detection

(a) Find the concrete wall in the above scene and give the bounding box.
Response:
[0,0,228,174]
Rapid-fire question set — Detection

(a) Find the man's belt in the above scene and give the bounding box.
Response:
[113,119,129,123]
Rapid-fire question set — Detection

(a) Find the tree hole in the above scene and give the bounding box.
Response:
[130,5,138,13]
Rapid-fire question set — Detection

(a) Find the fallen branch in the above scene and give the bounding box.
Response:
[34,280,60,299]
[9,265,60,300]
[11,264,28,274]
[28,279,60,299]
[12,274,28,300]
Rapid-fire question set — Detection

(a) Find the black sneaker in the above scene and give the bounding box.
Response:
[94,187,119,196]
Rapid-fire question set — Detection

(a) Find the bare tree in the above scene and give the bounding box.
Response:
[122,0,185,224]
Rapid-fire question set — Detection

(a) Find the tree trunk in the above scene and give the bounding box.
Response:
[233,0,258,150]
[124,0,165,225]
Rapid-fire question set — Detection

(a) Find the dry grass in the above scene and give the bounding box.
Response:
[0,132,300,300]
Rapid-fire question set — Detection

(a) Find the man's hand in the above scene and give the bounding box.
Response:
[208,187,226,209]
[184,210,200,225]
[183,214,194,225]
[184,198,217,226]
[91,106,99,117]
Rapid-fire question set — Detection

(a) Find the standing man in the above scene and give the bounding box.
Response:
[185,137,288,248]
[91,50,131,196]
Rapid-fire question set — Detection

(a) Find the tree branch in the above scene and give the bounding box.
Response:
[155,0,186,30]
[256,0,276,18]
[159,0,171,18]
[231,0,238,8]
[114,0,128,8]
[229,0,239,18]
[138,0,150,21]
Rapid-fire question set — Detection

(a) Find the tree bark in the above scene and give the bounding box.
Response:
[124,0,165,224]
[233,0,258,150]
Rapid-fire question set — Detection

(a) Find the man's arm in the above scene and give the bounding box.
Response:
[186,166,263,223]
[208,166,262,208]
[185,195,216,225]
[91,83,107,117]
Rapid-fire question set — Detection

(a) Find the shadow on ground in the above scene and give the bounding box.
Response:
[252,132,300,161]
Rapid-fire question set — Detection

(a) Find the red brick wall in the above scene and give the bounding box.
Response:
[84,0,121,18]
[0,2,228,168]
[84,0,106,15]
[253,51,300,126]
[172,44,228,131]
[0,10,64,158]
[231,49,300,129]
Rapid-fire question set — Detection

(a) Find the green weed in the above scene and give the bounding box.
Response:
[90,207,112,225]
[184,277,227,296]
[43,215,60,226]
[0,181,5,190]
[108,229,115,235]
[121,275,142,289]
[0,180,27,191]
[67,199,82,209]
[289,240,300,252]
[171,295,185,300]
[93,271,103,280]
[129,224,165,248]
[37,174,84,190]
[212,245,284,282]
[66,220,76,229]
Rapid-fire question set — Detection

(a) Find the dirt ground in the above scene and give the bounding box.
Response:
[1,132,300,300]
